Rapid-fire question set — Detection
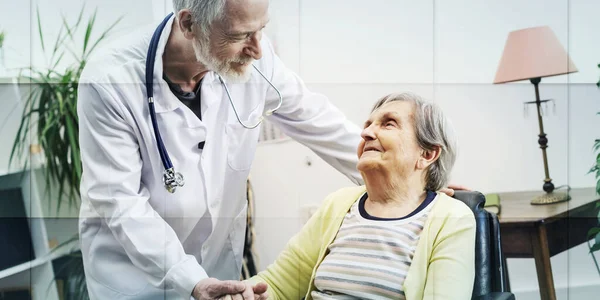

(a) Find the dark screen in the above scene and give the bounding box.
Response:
[0,188,35,271]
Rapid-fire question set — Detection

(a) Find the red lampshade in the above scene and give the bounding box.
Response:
[494,26,577,84]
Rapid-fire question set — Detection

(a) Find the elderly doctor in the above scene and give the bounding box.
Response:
[77,0,363,299]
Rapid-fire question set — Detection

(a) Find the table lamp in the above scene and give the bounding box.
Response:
[494,25,577,205]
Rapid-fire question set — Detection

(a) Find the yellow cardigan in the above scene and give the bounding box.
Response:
[249,186,476,300]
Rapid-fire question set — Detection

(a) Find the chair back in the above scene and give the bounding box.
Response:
[452,191,510,298]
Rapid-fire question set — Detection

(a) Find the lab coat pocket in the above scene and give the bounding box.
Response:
[225,123,259,171]
[229,203,248,273]
[86,225,150,296]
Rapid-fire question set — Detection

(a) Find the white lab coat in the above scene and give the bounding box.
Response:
[77,14,362,300]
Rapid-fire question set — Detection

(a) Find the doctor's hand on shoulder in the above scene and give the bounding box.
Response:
[440,183,472,197]
[192,278,268,300]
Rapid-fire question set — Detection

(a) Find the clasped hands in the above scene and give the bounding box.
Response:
[193,278,268,300]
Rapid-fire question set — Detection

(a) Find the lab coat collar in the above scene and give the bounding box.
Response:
[152,14,221,114]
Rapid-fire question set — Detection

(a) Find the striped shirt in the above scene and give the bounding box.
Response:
[311,191,437,300]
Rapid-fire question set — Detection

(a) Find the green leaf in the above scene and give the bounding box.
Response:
[51,52,66,70]
[84,16,122,58]
[588,227,600,238]
[62,5,85,43]
[36,9,45,53]
[49,25,68,66]
[82,9,97,55]
[591,243,600,253]
[594,139,600,151]
[65,116,82,179]
[63,43,82,63]
[56,168,67,214]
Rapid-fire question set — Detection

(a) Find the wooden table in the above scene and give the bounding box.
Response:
[497,187,600,300]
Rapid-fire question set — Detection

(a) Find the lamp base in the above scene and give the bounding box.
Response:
[530,191,571,205]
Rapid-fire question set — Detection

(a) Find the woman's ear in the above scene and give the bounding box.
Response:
[417,146,441,170]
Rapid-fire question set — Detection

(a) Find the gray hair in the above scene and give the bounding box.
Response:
[172,0,227,35]
[371,92,457,191]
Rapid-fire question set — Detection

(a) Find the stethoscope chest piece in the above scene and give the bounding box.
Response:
[163,168,185,193]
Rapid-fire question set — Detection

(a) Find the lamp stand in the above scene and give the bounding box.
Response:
[529,77,570,205]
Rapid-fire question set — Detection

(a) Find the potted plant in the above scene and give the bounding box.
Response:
[9,6,120,299]
[589,63,600,275]
[10,7,120,212]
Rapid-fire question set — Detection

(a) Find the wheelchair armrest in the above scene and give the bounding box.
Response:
[473,292,515,300]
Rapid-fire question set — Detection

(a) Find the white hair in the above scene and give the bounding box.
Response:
[172,0,227,36]
[371,92,458,191]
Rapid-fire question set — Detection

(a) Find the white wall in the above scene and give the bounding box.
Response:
[0,0,156,76]
[0,0,599,299]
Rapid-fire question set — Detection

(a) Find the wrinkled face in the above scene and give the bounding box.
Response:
[357,101,423,176]
[193,0,269,83]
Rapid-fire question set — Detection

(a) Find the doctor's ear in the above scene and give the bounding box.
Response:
[177,10,196,39]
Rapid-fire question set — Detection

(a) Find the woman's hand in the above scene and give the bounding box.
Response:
[217,281,269,300]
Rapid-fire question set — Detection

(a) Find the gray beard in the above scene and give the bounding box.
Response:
[192,37,254,83]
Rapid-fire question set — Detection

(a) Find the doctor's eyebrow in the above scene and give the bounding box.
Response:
[226,25,267,38]
[225,19,270,38]
[226,31,254,38]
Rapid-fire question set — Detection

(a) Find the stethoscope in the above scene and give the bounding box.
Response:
[146,13,283,193]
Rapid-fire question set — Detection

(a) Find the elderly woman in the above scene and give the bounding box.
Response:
[248,92,476,300]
